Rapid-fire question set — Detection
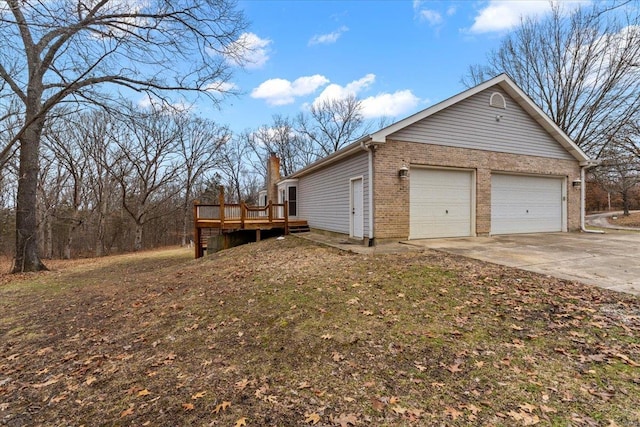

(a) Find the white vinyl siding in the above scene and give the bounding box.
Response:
[390,86,574,160]
[298,152,369,236]
[491,174,564,234]
[410,168,473,239]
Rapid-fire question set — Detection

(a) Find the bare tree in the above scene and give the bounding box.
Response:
[0,0,246,272]
[296,95,369,157]
[80,111,121,257]
[175,114,229,246]
[464,2,640,158]
[43,113,92,259]
[246,114,316,182]
[36,143,68,259]
[593,143,640,215]
[218,134,253,203]
[111,105,182,252]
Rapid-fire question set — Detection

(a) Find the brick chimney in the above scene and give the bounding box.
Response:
[266,153,280,203]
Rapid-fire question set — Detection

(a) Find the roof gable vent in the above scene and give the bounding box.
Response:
[489,92,507,109]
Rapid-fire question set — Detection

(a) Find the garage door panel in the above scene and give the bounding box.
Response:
[491,174,563,235]
[410,169,472,239]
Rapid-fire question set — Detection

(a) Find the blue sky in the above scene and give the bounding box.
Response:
[201,0,589,133]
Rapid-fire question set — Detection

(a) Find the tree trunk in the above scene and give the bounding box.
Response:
[96,191,107,256]
[13,117,48,272]
[181,206,188,247]
[64,233,72,259]
[622,191,630,216]
[133,222,144,251]
[44,213,53,259]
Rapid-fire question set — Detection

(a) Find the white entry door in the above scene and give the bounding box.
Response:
[350,178,364,239]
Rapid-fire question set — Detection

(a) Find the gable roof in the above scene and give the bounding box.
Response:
[287,74,592,180]
[370,73,590,163]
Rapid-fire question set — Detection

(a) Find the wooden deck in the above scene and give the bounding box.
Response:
[193,200,308,258]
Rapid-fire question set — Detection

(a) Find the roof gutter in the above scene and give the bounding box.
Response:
[579,160,604,234]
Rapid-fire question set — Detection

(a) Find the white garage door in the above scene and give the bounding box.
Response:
[410,168,473,239]
[491,174,564,235]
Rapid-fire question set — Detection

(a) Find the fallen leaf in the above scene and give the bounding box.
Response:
[444,406,462,420]
[508,410,540,425]
[519,403,537,413]
[182,403,194,411]
[234,417,247,427]
[51,394,67,403]
[539,404,557,414]
[120,406,134,418]
[460,403,481,415]
[137,389,151,397]
[213,401,231,414]
[392,405,407,415]
[32,375,63,389]
[331,413,358,426]
[191,391,206,400]
[371,398,385,411]
[615,353,640,367]
[235,378,250,390]
[85,376,97,386]
[332,351,344,362]
[304,412,321,424]
[321,334,333,340]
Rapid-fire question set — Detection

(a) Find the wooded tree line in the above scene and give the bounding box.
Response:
[1,0,639,270]
[0,95,375,260]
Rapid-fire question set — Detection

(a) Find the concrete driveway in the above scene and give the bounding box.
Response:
[406,232,640,296]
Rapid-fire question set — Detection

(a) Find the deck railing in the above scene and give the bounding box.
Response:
[193,200,289,258]
[194,201,288,228]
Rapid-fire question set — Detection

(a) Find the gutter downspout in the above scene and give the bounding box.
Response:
[360,139,375,246]
[580,161,604,234]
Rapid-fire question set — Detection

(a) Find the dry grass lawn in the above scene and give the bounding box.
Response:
[1,238,639,426]
[609,212,640,228]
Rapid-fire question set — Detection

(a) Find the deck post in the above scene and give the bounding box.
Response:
[284,200,289,235]
[193,200,201,258]
[256,229,261,242]
[240,202,246,228]
[219,186,225,230]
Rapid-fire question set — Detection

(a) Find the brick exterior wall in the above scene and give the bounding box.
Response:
[373,140,582,240]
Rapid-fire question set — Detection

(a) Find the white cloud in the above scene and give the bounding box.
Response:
[419,9,443,26]
[469,0,589,34]
[313,74,376,106]
[309,26,349,46]
[360,90,421,119]
[204,81,237,93]
[251,74,329,106]
[310,74,421,119]
[224,32,271,69]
